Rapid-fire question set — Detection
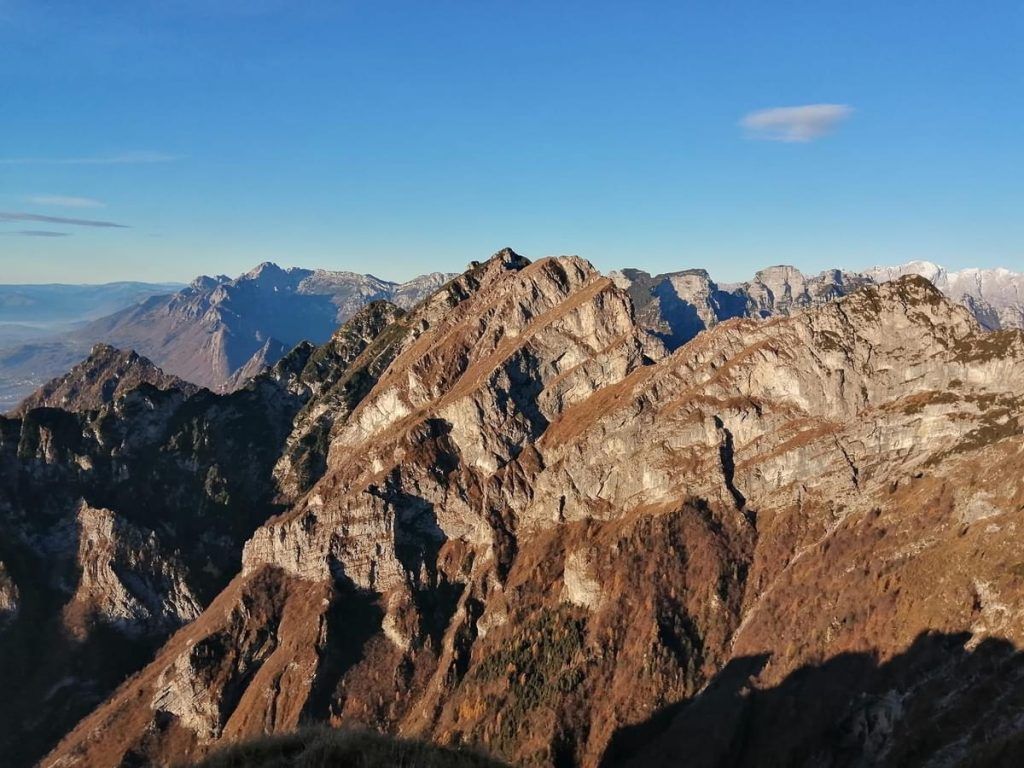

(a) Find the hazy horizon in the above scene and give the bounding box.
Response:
[0,252,1020,289]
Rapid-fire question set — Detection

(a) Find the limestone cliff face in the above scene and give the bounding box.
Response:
[0,561,18,628]
[62,501,201,639]
[25,253,1024,768]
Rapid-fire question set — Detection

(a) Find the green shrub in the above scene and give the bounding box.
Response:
[184,727,507,768]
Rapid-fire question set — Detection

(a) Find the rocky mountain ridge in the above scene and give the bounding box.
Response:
[14,249,1024,768]
[4,259,1020,415]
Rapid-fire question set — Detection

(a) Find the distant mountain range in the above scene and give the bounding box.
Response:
[613,261,1024,351]
[77,263,454,390]
[2,258,1022,413]
[863,260,1024,330]
[0,266,453,409]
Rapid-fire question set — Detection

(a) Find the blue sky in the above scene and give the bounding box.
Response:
[1,1,1022,283]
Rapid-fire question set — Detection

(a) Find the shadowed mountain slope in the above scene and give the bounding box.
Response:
[603,631,1024,768]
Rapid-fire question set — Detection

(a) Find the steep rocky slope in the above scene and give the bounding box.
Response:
[35,251,1024,768]
[11,343,198,415]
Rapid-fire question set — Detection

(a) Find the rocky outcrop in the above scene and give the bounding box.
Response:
[0,344,328,766]
[12,343,198,415]
[36,253,1024,768]
[0,561,18,628]
[62,501,201,639]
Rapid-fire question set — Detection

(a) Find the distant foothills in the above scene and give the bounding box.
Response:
[1,255,1022,412]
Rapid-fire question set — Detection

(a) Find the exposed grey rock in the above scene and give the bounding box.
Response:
[0,561,18,628]
[63,501,202,637]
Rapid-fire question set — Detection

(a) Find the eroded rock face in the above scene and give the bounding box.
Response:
[28,254,1024,768]
[63,502,201,638]
[272,300,410,500]
[0,346,328,766]
[0,561,18,628]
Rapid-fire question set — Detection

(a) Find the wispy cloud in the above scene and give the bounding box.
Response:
[0,211,129,228]
[27,195,105,208]
[0,230,72,238]
[0,151,180,165]
[740,104,853,142]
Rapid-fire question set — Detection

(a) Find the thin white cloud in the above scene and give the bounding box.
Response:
[0,230,72,238]
[0,151,180,165]
[27,195,105,208]
[0,211,129,228]
[740,104,853,142]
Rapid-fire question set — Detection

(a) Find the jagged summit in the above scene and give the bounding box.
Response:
[12,343,197,415]
[242,260,290,278]
[188,274,232,291]
[467,246,530,273]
